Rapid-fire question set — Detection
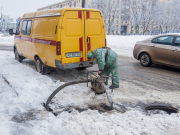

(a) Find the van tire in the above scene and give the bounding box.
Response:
[15,48,23,63]
[35,57,45,75]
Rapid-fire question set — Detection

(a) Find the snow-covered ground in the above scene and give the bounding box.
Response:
[0,34,14,46]
[0,50,180,135]
[107,35,151,57]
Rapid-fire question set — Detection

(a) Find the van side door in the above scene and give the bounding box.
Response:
[84,11,106,60]
[14,21,22,54]
[21,20,33,59]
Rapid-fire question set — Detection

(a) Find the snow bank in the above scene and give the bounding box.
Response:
[0,51,180,135]
[0,34,14,46]
[0,34,152,57]
[107,35,152,58]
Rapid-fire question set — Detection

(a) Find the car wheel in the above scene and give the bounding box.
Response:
[35,57,44,74]
[15,48,23,62]
[140,53,152,67]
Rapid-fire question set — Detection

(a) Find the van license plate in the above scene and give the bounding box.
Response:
[66,52,81,58]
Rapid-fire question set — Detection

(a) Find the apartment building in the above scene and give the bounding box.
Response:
[37,0,86,11]
[0,14,16,30]
[121,0,131,35]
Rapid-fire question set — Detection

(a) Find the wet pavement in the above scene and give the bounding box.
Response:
[20,55,180,93]
[0,46,13,51]
[118,56,180,92]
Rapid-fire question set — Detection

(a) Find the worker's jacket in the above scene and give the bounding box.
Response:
[87,48,117,70]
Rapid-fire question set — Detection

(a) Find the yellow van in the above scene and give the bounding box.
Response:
[10,8,106,73]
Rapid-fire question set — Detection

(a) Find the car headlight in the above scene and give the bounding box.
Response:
[66,52,81,58]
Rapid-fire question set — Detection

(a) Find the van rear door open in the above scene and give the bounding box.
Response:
[61,10,105,64]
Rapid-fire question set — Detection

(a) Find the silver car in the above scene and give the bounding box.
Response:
[133,33,180,68]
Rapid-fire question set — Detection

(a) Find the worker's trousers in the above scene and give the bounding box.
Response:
[103,59,119,86]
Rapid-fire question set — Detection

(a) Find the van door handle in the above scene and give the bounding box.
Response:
[151,45,155,47]
[55,25,57,34]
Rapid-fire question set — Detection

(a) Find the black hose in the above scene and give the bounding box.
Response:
[45,79,90,111]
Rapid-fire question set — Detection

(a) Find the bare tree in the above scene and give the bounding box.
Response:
[140,0,158,35]
[130,0,158,35]
[129,0,142,34]
[87,0,121,35]
[154,2,171,34]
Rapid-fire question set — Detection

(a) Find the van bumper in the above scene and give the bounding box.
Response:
[55,60,96,69]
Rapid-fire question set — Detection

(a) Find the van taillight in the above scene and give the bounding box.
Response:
[105,39,107,47]
[134,44,137,48]
[56,42,61,55]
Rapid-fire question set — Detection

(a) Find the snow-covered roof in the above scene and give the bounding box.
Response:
[23,8,100,18]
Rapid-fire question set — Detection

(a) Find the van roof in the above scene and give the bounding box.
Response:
[22,8,101,19]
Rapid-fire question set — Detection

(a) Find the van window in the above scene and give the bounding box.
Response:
[21,20,32,35]
[21,21,27,35]
[27,21,32,35]
[16,21,21,35]
[47,18,58,37]
[32,19,46,37]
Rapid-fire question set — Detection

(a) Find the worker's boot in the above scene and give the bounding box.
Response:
[109,85,119,89]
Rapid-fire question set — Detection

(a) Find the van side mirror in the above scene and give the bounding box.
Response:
[9,29,14,35]
[9,29,17,35]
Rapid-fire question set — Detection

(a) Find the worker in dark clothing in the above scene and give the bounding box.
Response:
[87,48,119,89]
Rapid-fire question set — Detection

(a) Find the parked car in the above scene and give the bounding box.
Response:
[9,8,106,74]
[133,33,180,68]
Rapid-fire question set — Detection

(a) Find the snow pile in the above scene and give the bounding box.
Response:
[0,34,14,46]
[37,13,61,17]
[107,35,152,57]
[0,51,180,135]
[0,34,153,57]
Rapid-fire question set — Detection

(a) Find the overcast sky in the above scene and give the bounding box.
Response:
[0,0,64,20]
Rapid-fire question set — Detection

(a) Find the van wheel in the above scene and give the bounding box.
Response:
[35,57,45,74]
[140,53,152,67]
[15,49,23,62]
